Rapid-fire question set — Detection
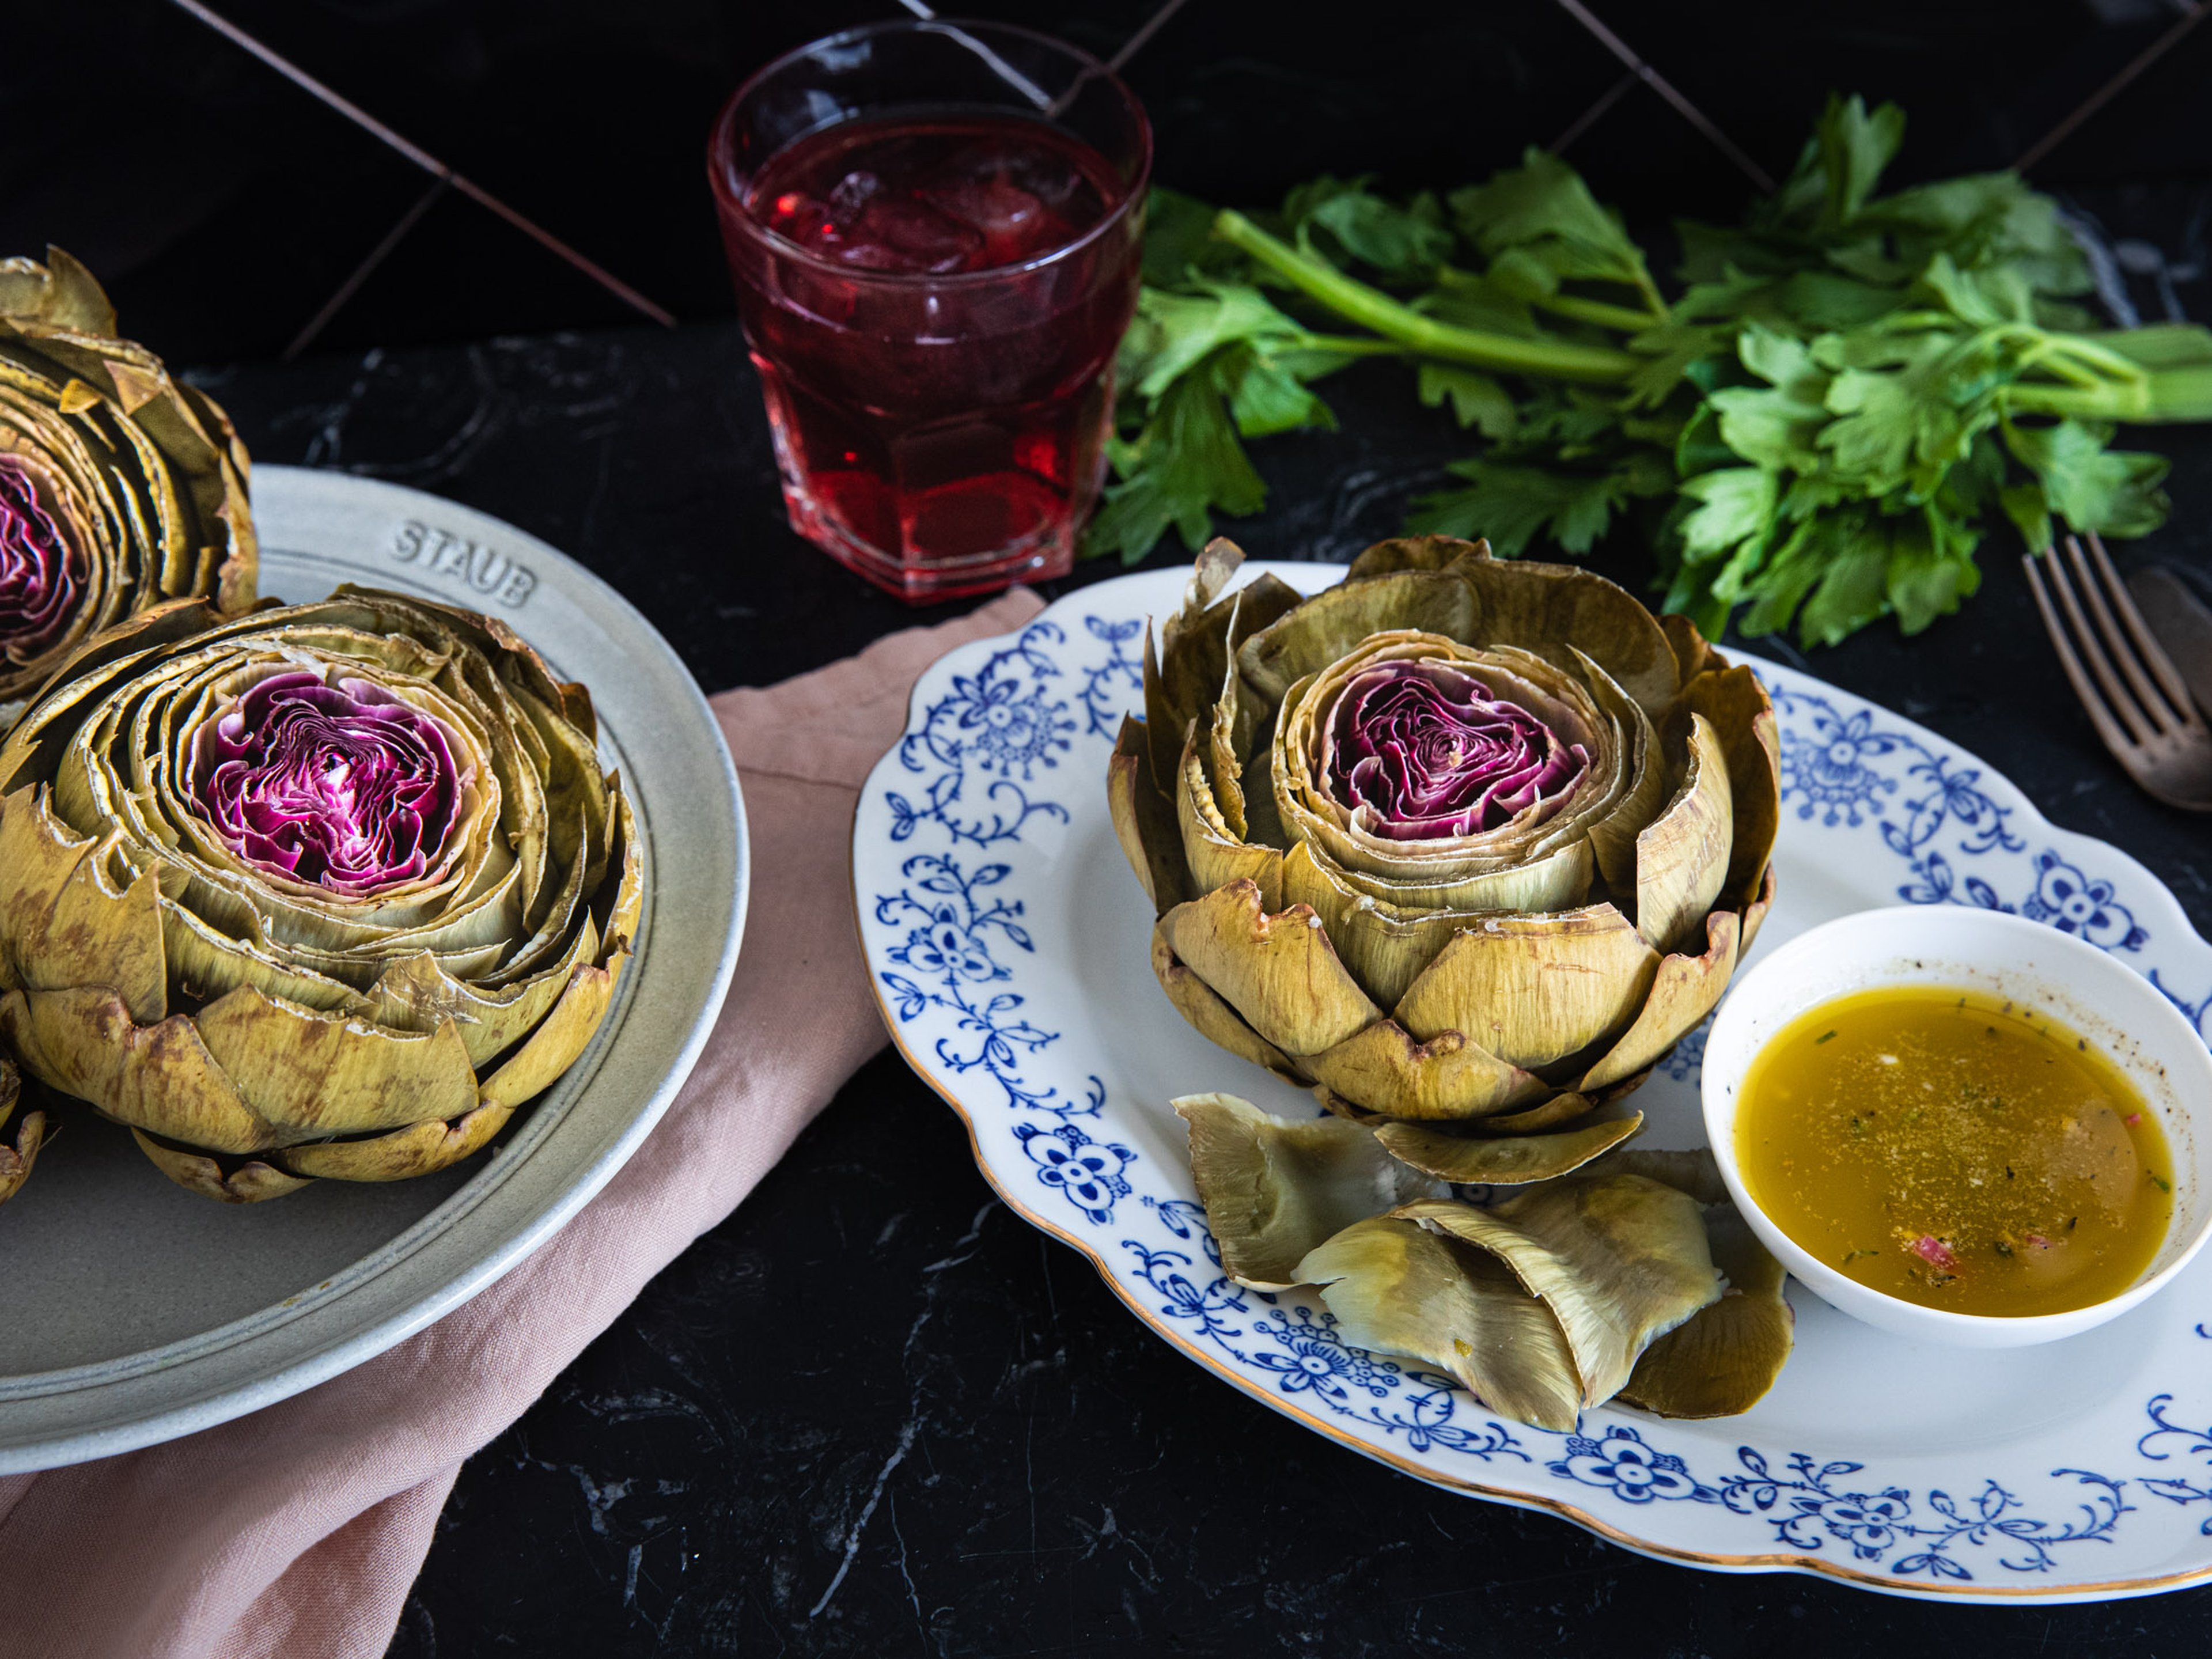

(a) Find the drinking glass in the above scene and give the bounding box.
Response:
[710,21,1152,603]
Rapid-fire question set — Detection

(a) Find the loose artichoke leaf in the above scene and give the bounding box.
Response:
[1572,649,1668,892]
[1403,1175,1722,1407]
[1578,907,1741,1093]
[191,985,479,1143]
[1297,1214,1584,1431]
[1391,904,1659,1070]
[1109,717,1190,915]
[0,1056,41,1207]
[1,984,272,1153]
[1237,570,1479,705]
[1375,1111,1645,1185]
[1302,1018,1544,1120]
[1633,711,1732,955]
[276,1096,513,1183]
[1160,880,1380,1057]
[1280,841,1469,1013]
[1344,534,1491,581]
[1175,1092,1442,1289]
[0,786,169,1024]
[1618,1204,1793,1419]
[1150,925,1304,1083]
[131,1129,312,1203]
[1585,1145,1731,1206]
[1176,736,1283,909]
[1676,664,1781,910]
[1456,555,1680,722]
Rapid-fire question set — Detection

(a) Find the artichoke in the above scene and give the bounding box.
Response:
[0,1046,40,1207]
[0,587,641,1201]
[0,247,255,726]
[1113,536,1778,1139]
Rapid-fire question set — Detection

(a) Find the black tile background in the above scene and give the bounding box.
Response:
[11,2,2212,1654]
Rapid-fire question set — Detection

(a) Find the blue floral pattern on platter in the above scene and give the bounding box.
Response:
[855,566,2212,1599]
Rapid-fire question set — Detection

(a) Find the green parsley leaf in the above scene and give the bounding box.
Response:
[1417,363,1518,438]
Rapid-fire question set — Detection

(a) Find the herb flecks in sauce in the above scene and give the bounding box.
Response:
[1736,986,2172,1317]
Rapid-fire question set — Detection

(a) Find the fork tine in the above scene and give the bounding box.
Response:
[2025,554,2143,760]
[2065,534,2186,733]
[2043,542,2158,746]
[2085,531,2200,724]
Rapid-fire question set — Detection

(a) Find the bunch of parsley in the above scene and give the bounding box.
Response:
[1086,96,2212,646]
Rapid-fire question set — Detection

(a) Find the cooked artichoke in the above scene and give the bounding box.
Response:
[0,1046,40,1207]
[1115,536,1777,1138]
[0,587,641,1200]
[0,248,255,726]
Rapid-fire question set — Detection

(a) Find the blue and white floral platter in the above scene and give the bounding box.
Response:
[853,562,2212,1601]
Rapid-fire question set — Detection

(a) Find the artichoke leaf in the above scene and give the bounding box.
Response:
[1175,1092,1442,1289]
[0,786,168,1025]
[1,984,271,1152]
[1297,1215,1584,1431]
[1456,555,1680,721]
[1344,534,1491,581]
[1677,664,1781,910]
[1302,1018,1544,1120]
[1403,1175,1722,1407]
[160,898,376,1017]
[1176,736,1283,908]
[1161,880,1379,1056]
[1633,712,1732,955]
[1578,908,1741,1093]
[192,984,479,1142]
[1660,612,1722,685]
[475,940,631,1113]
[1391,904,1658,1070]
[131,1130,312,1203]
[1150,925,1305,1083]
[1374,1112,1645,1185]
[1573,649,1669,892]
[1478,1091,1602,1134]
[0,1055,41,1207]
[1619,1203,1793,1419]
[367,916,596,1064]
[1280,840,1469,1012]
[1108,717,1189,915]
[1586,1145,1732,1206]
[1738,862,1777,957]
[1238,571,1478,704]
[276,1097,514,1183]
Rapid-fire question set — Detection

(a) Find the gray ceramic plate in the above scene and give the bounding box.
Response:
[0,466,748,1473]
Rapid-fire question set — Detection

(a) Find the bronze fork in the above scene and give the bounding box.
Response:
[2024,533,2212,812]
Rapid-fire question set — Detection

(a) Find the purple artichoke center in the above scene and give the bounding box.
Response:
[1324,660,1588,840]
[0,456,83,658]
[187,671,467,894]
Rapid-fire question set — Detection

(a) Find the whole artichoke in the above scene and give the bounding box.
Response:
[0,587,641,1201]
[1111,536,1777,1142]
[0,247,255,725]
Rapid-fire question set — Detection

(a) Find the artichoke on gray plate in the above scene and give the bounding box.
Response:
[0,247,255,728]
[0,586,640,1200]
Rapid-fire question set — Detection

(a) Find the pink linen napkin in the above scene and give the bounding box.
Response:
[0,587,1047,1659]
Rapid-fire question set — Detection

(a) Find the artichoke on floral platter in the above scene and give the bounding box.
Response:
[0,247,255,728]
[1112,535,1778,1148]
[0,586,641,1202]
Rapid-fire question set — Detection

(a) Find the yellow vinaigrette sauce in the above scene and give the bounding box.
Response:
[1736,986,2173,1317]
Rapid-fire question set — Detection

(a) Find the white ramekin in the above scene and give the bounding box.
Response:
[1702,905,2212,1348]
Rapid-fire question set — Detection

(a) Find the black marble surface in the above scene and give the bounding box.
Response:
[186,300,2212,1656]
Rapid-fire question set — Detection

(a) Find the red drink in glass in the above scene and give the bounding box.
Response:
[710,23,1151,603]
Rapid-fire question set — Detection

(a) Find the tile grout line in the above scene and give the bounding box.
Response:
[1547,0,1777,192]
[2015,1,2209,173]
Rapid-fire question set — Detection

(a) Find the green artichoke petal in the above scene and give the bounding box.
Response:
[1373,1111,1645,1184]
